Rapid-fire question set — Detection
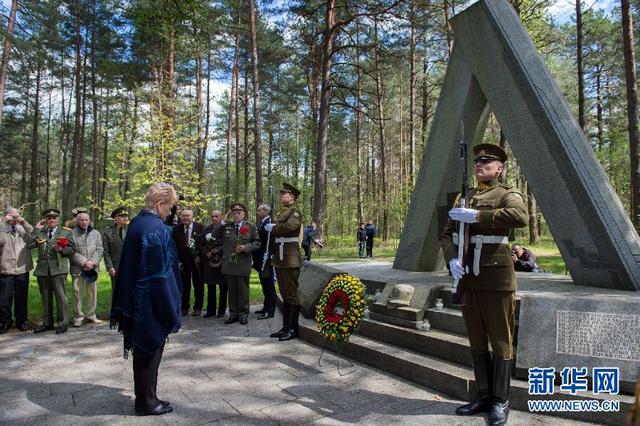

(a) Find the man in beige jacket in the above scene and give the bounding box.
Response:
[70,212,104,327]
[0,207,33,333]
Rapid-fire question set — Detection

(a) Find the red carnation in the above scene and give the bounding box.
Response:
[239,224,249,236]
[56,237,69,248]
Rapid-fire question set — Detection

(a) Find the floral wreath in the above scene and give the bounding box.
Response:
[316,274,366,343]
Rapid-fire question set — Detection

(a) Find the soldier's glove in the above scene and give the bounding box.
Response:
[448,207,479,223]
[448,258,465,280]
[264,223,275,232]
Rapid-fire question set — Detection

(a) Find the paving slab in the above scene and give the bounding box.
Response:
[0,306,592,425]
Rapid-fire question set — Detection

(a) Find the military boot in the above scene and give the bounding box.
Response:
[488,356,511,425]
[270,303,289,338]
[279,304,299,341]
[456,352,493,415]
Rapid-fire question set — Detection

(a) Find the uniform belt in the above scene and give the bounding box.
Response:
[452,233,508,276]
[275,237,299,261]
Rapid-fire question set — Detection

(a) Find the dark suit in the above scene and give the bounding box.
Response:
[252,216,276,315]
[199,223,227,316]
[172,222,205,313]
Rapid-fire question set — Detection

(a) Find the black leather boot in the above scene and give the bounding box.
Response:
[270,303,289,338]
[456,352,493,415]
[279,304,299,341]
[488,356,511,425]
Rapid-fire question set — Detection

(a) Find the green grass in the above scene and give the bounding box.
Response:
[26,270,267,323]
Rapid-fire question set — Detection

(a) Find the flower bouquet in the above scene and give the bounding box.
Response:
[228,224,249,265]
[55,236,70,269]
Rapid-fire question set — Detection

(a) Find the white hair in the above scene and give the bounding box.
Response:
[257,204,271,213]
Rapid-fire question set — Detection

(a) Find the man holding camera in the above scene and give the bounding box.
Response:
[0,207,34,333]
[200,209,227,318]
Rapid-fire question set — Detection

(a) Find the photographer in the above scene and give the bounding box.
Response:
[200,209,227,318]
[0,208,33,333]
[511,244,541,272]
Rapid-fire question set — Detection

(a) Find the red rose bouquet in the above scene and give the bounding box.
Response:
[55,236,69,268]
[229,224,250,265]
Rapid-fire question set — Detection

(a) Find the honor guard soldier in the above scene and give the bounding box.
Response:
[441,143,528,426]
[265,183,303,341]
[29,208,76,334]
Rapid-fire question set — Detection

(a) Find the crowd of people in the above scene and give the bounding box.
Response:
[0,183,306,338]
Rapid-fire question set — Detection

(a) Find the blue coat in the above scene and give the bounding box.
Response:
[110,209,182,356]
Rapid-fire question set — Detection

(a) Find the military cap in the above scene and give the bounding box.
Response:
[110,206,129,218]
[280,182,301,198]
[71,206,88,217]
[42,208,60,218]
[230,202,246,212]
[81,269,98,283]
[472,143,508,163]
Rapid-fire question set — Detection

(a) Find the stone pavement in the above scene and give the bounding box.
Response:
[0,308,590,425]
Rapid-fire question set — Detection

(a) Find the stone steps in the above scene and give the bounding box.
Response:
[424,307,467,336]
[357,318,472,368]
[298,316,634,425]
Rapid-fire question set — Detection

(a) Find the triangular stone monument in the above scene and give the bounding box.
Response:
[394,0,640,291]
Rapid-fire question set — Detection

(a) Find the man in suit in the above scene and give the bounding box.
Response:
[253,204,276,319]
[172,209,205,316]
[102,207,128,290]
[216,203,260,325]
[199,209,227,318]
[28,208,75,334]
[70,212,104,327]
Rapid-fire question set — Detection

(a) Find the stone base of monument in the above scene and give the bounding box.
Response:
[293,260,637,425]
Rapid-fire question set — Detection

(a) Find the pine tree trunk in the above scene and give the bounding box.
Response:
[408,0,417,187]
[312,0,336,237]
[374,20,388,241]
[100,88,110,208]
[622,0,640,228]
[28,62,42,220]
[576,0,585,130]
[243,70,249,209]
[91,10,100,210]
[249,0,264,205]
[355,19,363,225]
[0,0,18,128]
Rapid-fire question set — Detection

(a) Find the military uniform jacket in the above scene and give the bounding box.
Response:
[70,227,104,276]
[270,203,302,269]
[102,225,126,271]
[216,221,260,276]
[441,179,528,291]
[28,227,76,276]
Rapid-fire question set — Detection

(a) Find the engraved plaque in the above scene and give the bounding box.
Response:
[556,310,640,361]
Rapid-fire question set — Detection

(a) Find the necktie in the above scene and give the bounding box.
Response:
[236,224,240,234]
[118,227,123,241]
[48,229,53,239]
[10,224,16,234]
[185,225,190,240]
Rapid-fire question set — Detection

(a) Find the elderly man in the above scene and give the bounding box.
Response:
[29,208,75,335]
[253,204,276,319]
[103,207,129,289]
[200,210,227,318]
[442,143,528,426]
[217,203,260,325]
[111,183,181,416]
[172,209,205,316]
[0,207,34,333]
[70,212,104,327]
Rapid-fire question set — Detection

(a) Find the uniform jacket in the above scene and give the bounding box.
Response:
[0,223,34,275]
[28,226,76,276]
[172,222,205,270]
[216,221,260,276]
[199,223,224,283]
[102,225,127,271]
[70,227,104,276]
[271,203,302,269]
[441,179,528,291]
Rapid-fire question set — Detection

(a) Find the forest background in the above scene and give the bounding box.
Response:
[1,0,639,261]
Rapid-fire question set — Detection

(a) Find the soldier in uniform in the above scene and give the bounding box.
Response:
[441,143,528,426]
[217,203,260,325]
[102,207,129,290]
[266,183,303,341]
[28,209,76,334]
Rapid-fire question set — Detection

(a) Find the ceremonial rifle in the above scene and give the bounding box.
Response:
[261,185,274,273]
[452,121,469,299]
